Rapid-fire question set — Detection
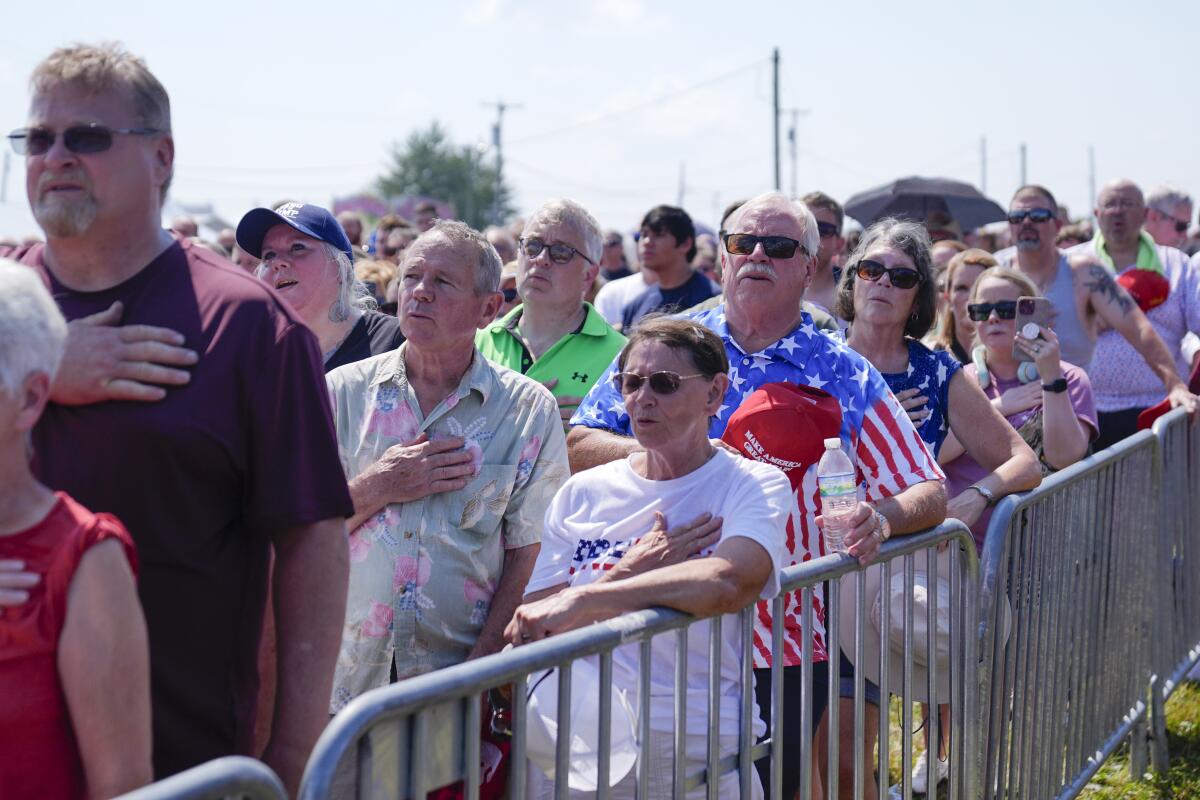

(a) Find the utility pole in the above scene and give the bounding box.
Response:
[1019,142,1027,186]
[0,151,9,203]
[1089,143,1099,219]
[772,48,781,191]
[785,108,811,198]
[677,162,686,207]
[482,100,522,225]
[980,136,987,194]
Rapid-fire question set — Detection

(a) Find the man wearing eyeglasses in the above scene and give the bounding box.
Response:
[1064,179,1200,448]
[1144,186,1193,250]
[800,191,848,326]
[0,44,354,794]
[476,200,626,432]
[619,204,718,330]
[569,191,946,800]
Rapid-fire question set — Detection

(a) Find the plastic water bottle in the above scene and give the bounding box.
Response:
[817,437,858,555]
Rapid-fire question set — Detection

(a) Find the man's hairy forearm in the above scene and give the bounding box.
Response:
[565,426,642,473]
[1130,318,1185,390]
[875,479,947,535]
[469,544,539,659]
[265,519,349,793]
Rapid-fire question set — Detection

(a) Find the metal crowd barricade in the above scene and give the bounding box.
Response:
[113,756,287,800]
[975,428,1161,800]
[298,523,978,800]
[1150,408,1200,773]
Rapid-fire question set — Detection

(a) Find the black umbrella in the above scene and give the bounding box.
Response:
[844,176,1006,231]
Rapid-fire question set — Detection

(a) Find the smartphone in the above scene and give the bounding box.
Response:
[1012,296,1055,362]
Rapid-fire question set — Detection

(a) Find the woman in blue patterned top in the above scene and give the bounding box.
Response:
[824,218,1040,797]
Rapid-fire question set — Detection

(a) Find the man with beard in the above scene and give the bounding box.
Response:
[0,43,352,794]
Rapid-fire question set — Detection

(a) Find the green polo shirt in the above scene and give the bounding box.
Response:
[476,302,626,400]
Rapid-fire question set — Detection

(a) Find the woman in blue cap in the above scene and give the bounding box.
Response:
[237,202,403,372]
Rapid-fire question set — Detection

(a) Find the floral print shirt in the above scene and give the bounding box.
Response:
[325,345,569,711]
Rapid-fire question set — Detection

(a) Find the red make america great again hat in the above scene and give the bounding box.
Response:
[720,382,843,487]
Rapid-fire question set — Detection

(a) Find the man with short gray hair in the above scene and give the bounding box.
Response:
[1145,185,1193,250]
[326,220,569,707]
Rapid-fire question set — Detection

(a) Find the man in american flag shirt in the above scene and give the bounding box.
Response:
[567,191,946,799]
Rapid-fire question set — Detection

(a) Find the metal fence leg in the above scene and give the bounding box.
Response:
[1150,675,1170,776]
[1128,704,1149,783]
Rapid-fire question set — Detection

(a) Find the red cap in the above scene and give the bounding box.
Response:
[1117,268,1170,314]
[720,382,843,488]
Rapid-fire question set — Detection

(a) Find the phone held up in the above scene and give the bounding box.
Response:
[1012,296,1054,362]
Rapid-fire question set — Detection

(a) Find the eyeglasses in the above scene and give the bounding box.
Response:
[853,259,922,289]
[816,221,840,239]
[520,237,594,265]
[502,287,518,302]
[1007,208,1054,225]
[1153,210,1190,234]
[611,370,706,395]
[967,300,1018,321]
[8,124,162,156]
[722,233,805,259]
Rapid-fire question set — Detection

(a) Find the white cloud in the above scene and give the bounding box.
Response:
[460,0,507,26]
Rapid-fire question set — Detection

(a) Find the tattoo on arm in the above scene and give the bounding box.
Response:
[1084,264,1134,314]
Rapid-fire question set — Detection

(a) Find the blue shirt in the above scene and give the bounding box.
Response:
[877,339,961,458]
[620,271,719,330]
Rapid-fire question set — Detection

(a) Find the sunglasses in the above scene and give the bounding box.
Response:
[1156,211,1190,234]
[612,370,706,395]
[8,124,162,156]
[816,221,840,239]
[502,287,518,302]
[520,237,594,265]
[722,233,805,259]
[854,259,922,290]
[1007,208,1054,225]
[967,300,1018,321]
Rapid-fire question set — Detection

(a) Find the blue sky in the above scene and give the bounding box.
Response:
[1,0,1196,237]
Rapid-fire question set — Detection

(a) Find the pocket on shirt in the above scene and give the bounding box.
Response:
[455,464,519,535]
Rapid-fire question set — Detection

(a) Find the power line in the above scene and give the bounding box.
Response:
[507,58,766,147]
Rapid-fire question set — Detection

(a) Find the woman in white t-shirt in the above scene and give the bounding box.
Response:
[508,317,793,799]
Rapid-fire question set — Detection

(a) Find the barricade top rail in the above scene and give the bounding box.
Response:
[113,756,286,800]
[299,521,975,799]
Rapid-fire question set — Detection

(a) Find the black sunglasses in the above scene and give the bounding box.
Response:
[967,300,1018,321]
[502,287,518,302]
[722,233,805,259]
[1007,208,1054,225]
[8,124,162,156]
[816,221,840,239]
[520,237,594,265]
[612,370,706,395]
[854,259,922,290]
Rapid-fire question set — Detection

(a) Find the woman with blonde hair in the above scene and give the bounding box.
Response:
[935,248,998,363]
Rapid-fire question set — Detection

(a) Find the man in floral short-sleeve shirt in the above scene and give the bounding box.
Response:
[326,221,569,711]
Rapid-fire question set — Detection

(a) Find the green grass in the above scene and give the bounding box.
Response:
[1079,681,1200,799]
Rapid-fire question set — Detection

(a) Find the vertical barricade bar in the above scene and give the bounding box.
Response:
[877,558,891,798]
[674,627,688,797]
[707,616,721,800]
[464,694,480,800]
[739,608,754,799]
[597,652,613,800]
[825,574,840,800]
[902,553,914,800]
[853,569,866,800]
[638,639,652,800]
[926,545,940,799]
[555,663,572,799]
[798,589,812,800]
[411,711,430,799]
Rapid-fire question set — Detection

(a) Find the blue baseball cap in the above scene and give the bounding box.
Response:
[236,202,354,263]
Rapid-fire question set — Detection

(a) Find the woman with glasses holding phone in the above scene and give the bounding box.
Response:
[938,266,1096,539]
[828,220,1040,798]
[510,317,790,799]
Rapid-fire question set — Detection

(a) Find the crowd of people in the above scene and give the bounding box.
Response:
[2,41,1199,800]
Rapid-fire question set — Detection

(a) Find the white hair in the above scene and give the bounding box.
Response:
[0,259,68,394]
[1146,185,1193,215]
[525,198,604,264]
[323,244,376,322]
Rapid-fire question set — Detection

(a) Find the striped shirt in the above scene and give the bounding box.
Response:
[571,303,944,667]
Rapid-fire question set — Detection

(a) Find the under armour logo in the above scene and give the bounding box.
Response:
[571,372,588,382]
[275,202,305,219]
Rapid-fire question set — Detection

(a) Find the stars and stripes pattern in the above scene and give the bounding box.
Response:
[572,304,944,667]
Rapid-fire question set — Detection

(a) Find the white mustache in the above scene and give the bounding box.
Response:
[37,169,90,195]
[736,262,777,280]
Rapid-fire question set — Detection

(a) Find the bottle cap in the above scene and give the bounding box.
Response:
[823,437,841,449]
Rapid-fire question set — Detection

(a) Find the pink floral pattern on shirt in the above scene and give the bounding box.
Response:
[326,346,569,712]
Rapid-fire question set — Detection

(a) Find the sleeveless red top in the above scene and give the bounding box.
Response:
[0,493,137,800]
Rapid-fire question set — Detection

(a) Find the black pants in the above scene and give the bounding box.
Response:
[1095,407,1147,452]
[753,661,830,800]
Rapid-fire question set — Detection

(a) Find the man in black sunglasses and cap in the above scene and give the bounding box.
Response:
[0,42,353,794]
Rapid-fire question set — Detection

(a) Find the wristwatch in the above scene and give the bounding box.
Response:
[969,484,996,506]
[1042,378,1068,393]
[871,509,891,542]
